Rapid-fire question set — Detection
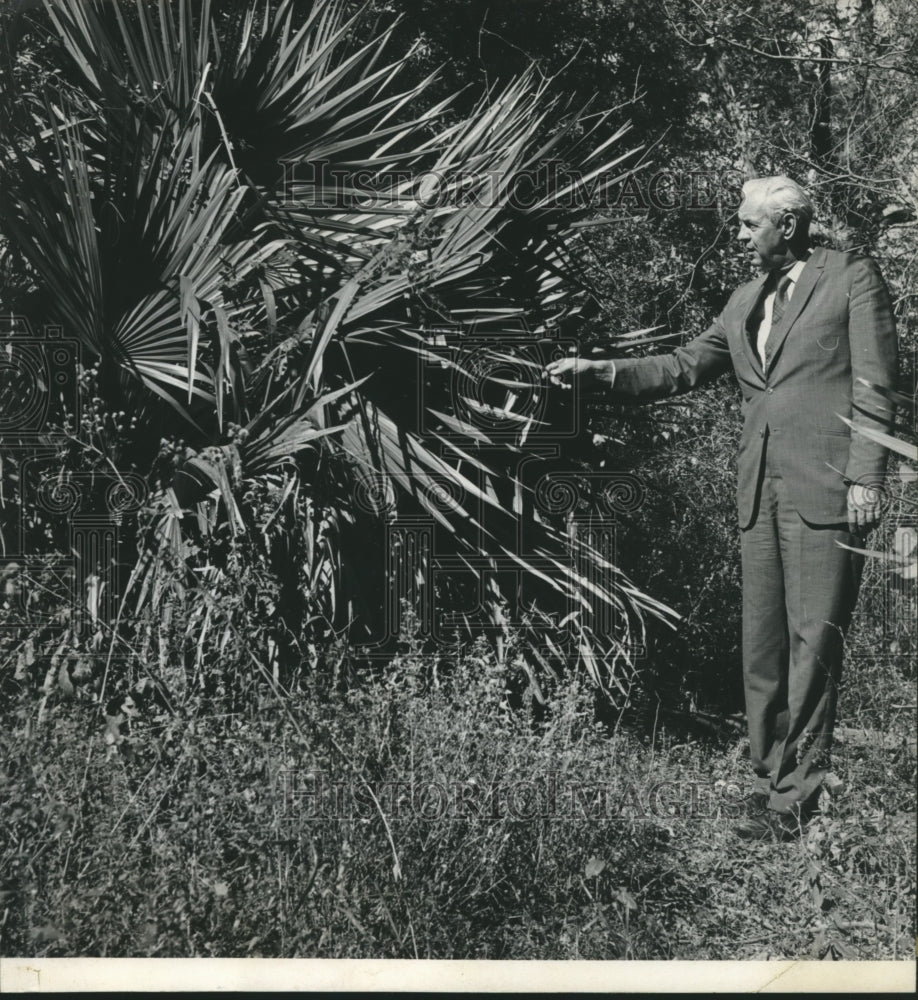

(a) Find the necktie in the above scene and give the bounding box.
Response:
[760,271,793,368]
[770,272,792,331]
[747,269,786,340]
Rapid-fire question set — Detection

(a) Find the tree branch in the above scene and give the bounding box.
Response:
[713,34,917,79]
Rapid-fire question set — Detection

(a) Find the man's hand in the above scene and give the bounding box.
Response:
[847,482,883,535]
[543,356,615,389]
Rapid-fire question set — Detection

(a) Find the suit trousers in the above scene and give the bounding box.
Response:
[740,432,865,815]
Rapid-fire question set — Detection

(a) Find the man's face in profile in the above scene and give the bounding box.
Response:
[737,194,791,272]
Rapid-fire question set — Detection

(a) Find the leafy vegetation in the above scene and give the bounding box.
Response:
[1,619,913,958]
[0,0,679,702]
[0,0,914,962]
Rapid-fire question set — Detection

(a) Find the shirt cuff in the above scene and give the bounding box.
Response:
[593,360,617,390]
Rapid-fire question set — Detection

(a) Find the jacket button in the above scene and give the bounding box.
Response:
[766,387,774,394]
[759,428,765,438]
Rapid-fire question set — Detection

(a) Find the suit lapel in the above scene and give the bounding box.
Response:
[738,273,769,381]
[763,247,826,372]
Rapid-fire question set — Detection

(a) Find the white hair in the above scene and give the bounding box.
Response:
[742,176,815,232]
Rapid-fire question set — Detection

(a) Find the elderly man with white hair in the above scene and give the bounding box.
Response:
[546,175,898,840]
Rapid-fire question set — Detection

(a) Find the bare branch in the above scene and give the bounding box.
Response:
[712,34,918,79]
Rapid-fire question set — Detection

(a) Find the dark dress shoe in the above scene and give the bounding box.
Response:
[734,809,802,842]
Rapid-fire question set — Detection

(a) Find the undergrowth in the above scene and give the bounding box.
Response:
[1,616,913,959]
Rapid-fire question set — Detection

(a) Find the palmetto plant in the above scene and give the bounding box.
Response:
[0,0,676,700]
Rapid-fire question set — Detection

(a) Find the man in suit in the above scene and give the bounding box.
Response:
[545,176,898,839]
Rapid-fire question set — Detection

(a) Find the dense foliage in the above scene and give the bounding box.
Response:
[0,0,681,707]
[0,0,914,964]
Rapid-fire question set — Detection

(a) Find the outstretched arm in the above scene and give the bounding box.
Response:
[544,310,733,401]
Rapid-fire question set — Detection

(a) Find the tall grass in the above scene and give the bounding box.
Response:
[1,613,913,959]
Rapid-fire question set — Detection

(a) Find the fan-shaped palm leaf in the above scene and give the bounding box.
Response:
[2,0,678,697]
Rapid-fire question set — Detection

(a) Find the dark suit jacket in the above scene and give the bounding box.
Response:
[605,247,898,527]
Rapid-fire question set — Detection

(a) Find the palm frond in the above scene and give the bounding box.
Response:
[4,0,678,697]
[838,415,918,462]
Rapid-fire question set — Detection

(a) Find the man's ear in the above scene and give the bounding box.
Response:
[781,211,798,240]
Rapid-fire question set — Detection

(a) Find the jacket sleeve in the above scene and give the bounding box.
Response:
[591,308,733,402]
[844,256,899,486]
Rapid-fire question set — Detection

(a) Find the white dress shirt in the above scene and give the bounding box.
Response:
[755,253,810,368]
[599,250,814,389]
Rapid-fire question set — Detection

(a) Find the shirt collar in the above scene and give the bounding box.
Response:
[780,249,811,285]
